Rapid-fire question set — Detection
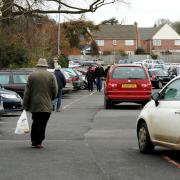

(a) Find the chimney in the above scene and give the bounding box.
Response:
[134,22,140,48]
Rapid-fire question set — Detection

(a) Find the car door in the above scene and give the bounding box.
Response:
[150,78,180,144]
[12,73,29,97]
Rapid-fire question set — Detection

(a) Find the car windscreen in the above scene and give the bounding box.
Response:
[0,74,10,84]
[112,67,146,79]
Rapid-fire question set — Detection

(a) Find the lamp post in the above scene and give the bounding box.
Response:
[57,2,61,57]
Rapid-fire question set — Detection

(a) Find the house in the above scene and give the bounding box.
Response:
[92,23,138,55]
[139,24,180,54]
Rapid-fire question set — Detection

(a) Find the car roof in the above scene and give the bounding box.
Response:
[0,68,35,72]
[113,64,145,68]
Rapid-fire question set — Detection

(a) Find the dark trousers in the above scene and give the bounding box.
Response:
[31,112,51,145]
[87,80,94,91]
[96,77,103,91]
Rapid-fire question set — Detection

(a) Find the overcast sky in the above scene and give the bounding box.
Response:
[56,0,180,27]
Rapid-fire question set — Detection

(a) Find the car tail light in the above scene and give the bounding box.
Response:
[107,82,118,90]
[151,74,156,80]
[72,76,78,81]
[141,82,152,89]
[66,79,72,83]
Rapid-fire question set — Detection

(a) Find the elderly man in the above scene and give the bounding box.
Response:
[23,58,57,148]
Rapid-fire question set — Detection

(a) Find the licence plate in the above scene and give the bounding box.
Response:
[122,84,137,88]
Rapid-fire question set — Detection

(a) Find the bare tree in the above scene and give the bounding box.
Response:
[1,0,128,25]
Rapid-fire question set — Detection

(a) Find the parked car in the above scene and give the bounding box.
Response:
[104,64,152,109]
[142,59,165,69]
[136,76,180,153]
[118,59,134,64]
[80,61,97,67]
[0,84,22,113]
[75,70,87,90]
[47,69,74,94]
[148,68,174,89]
[0,69,33,97]
[63,68,84,90]
[0,95,4,115]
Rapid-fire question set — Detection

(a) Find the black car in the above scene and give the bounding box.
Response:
[148,68,174,89]
[0,85,22,113]
[0,69,34,97]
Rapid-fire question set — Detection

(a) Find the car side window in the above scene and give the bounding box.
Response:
[0,75,10,84]
[160,79,180,100]
[13,74,28,84]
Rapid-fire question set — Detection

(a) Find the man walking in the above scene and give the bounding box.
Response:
[95,63,105,91]
[23,58,57,148]
[54,65,66,112]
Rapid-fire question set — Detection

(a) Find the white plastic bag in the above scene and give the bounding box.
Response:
[15,110,30,134]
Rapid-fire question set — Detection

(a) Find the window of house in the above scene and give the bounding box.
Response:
[113,40,117,45]
[153,40,161,46]
[125,40,134,46]
[175,40,180,46]
[96,40,104,46]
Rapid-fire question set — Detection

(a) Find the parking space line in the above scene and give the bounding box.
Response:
[162,155,180,168]
[62,91,95,110]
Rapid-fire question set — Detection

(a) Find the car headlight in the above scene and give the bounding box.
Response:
[1,94,18,99]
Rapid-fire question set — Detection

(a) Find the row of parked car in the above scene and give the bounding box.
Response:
[118,58,177,89]
[0,67,90,115]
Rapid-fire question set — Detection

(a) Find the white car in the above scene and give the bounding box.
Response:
[136,76,180,153]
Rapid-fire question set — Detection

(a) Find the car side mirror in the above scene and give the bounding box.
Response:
[151,92,160,106]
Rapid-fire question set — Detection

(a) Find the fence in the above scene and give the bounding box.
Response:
[68,54,180,65]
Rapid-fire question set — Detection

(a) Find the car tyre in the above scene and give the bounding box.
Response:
[104,98,112,109]
[158,81,163,89]
[138,122,154,153]
[141,101,148,107]
[79,82,87,90]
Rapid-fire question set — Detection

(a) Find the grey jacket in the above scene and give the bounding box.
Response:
[23,68,58,112]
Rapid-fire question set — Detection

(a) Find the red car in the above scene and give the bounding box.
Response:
[104,64,152,109]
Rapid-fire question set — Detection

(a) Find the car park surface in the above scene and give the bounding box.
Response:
[137,76,180,153]
[104,64,152,109]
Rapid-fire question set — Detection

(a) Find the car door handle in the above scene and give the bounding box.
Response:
[175,112,180,115]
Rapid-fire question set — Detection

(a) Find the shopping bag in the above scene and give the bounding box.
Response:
[15,110,30,134]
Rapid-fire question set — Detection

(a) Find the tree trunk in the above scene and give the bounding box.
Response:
[1,0,14,26]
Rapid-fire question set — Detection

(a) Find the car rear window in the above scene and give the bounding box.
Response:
[0,75,10,84]
[112,67,146,79]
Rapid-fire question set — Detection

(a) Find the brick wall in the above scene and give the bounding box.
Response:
[98,40,137,53]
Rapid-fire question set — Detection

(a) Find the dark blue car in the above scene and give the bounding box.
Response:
[0,85,22,113]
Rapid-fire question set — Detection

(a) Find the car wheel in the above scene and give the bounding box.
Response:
[104,98,112,109]
[158,81,163,89]
[79,82,87,90]
[141,102,147,107]
[138,122,154,153]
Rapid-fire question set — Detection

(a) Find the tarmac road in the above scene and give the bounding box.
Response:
[0,90,179,180]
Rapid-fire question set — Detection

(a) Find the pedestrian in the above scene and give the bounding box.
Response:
[86,66,95,92]
[54,65,66,112]
[104,64,111,78]
[95,63,105,91]
[23,58,58,148]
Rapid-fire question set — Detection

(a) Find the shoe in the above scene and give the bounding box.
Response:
[36,144,44,149]
[32,144,44,149]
